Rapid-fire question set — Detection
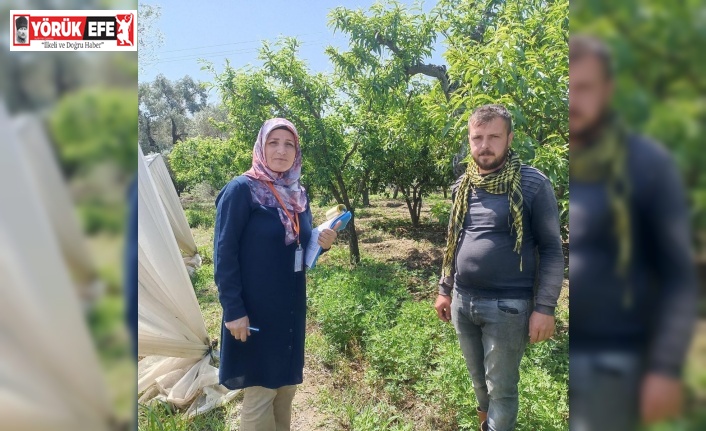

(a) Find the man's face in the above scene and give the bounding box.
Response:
[569,55,613,137]
[17,26,27,40]
[469,117,513,173]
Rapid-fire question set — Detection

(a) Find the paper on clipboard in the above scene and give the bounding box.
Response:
[305,205,351,269]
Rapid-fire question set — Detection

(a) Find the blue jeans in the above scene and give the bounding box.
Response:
[570,351,642,431]
[451,289,530,431]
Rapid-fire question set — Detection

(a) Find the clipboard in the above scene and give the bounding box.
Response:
[305,204,351,269]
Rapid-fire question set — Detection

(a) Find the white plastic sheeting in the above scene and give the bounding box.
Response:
[138,355,240,417]
[138,147,238,415]
[0,103,114,431]
[12,114,104,307]
[144,153,201,275]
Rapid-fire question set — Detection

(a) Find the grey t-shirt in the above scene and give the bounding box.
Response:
[439,165,564,315]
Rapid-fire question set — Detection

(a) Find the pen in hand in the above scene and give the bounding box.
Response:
[247,326,260,332]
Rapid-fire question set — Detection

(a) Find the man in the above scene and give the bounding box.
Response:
[15,16,28,44]
[569,35,697,431]
[434,104,564,431]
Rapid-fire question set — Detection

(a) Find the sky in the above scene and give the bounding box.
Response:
[138,0,445,99]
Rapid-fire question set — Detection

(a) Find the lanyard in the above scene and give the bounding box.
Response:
[266,182,300,245]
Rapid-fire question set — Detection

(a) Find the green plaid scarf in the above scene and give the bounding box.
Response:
[442,150,524,278]
[570,116,632,305]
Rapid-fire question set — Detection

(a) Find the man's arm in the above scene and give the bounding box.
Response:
[644,150,697,379]
[530,178,565,316]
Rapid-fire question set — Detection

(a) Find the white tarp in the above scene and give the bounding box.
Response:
[145,153,201,275]
[138,147,238,415]
[0,103,113,431]
[12,115,104,307]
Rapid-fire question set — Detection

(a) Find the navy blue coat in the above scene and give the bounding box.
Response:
[214,176,312,390]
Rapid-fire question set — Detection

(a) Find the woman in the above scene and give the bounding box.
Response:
[214,118,339,430]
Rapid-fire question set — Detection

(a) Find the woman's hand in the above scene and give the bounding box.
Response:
[317,221,342,250]
[224,316,251,342]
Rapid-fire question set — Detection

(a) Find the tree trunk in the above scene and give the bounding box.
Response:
[403,191,420,227]
[330,176,361,265]
[170,117,183,147]
[414,195,423,226]
[145,119,158,152]
[443,187,448,199]
[392,185,399,199]
[402,185,424,227]
[355,172,370,208]
[346,210,361,265]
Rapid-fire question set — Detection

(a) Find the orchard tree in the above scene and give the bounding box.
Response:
[382,84,454,226]
[329,0,569,237]
[138,75,208,153]
[187,104,230,139]
[207,38,366,264]
[436,0,569,235]
[168,136,249,195]
[327,2,455,225]
[137,4,164,71]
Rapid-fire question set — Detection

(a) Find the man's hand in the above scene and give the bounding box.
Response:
[528,311,555,343]
[434,294,452,322]
[225,315,250,342]
[318,221,341,250]
[640,373,684,424]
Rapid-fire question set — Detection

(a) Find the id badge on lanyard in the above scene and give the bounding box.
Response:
[294,244,303,272]
[265,182,304,273]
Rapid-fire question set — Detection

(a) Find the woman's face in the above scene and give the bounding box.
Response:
[265,128,297,173]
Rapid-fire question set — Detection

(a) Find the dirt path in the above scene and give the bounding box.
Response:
[290,356,337,430]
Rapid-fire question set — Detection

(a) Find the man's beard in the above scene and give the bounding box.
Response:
[472,144,510,172]
[569,108,611,143]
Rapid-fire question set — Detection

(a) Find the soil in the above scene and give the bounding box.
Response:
[290,354,337,430]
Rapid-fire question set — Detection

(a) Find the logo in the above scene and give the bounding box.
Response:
[10,10,137,51]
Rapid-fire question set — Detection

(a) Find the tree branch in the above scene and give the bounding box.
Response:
[341,139,360,170]
[406,63,453,100]
[375,34,456,101]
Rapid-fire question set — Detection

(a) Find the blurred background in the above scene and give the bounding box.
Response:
[571,0,705,429]
[1,0,136,428]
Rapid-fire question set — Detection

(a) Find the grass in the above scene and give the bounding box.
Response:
[306,246,569,431]
[140,191,570,430]
[139,188,706,430]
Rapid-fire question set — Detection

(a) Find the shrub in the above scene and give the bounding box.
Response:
[350,403,414,431]
[421,337,477,430]
[168,137,250,193]
[365,301,438,387]
[185,208,215,229]
[429,201,451,226]
[79,203,125,234]
[307,251,409,353]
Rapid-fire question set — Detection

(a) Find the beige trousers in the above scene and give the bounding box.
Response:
[240,385,297,431]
